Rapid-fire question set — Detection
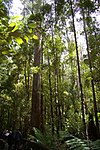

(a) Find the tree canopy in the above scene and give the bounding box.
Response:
[0,0,100,149]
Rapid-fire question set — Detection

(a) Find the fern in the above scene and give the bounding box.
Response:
[59,131,100,150]
[28,127,46,144]
[65,137,90,150]
[90,139,100,150]
[29,127,56,149]
[28,129,100,150]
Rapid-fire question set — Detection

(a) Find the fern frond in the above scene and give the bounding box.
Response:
[90,139,100,150]
[59,131,100,150]
[65,137,90,150]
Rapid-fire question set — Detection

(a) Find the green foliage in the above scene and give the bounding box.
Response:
[32,127,46,143]
[41,3,51,15]
[91,140,100,150]
[28,22,37,28]
[59,131,100,150]
[0,0,100,146]
[78,0,96,13]
[27,129,100,150]
[56,0,65,15]
[28,13,42,22]
[28,127,56,149]
[65,138,90,150]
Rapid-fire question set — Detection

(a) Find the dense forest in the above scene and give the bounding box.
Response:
[0,0,100,149]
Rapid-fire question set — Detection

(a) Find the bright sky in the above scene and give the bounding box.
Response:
[11,0,100,22]
[10,0,23,16]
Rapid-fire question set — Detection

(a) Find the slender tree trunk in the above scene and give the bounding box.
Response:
[7,109,10,129]
[40,82,44,131]
[69,43,77,114]
[81,6,99,135]
[70,0,86,137]
[12,99,16,130]
[44,97,47,129]
[56,59,62,135]
[53,51,59,135]
[0,107,4,130]
[31,38,41,129]
[40,38,44,132]
[50,5,60,134]
[61,65,65,130]
[48,55,54,135]
[24,58,30,102]
[19,106,22,131]
[58,69,63,130]
[27,57,30,101]
[24,60,27,91]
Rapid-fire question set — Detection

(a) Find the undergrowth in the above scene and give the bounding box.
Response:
[28,128,100,150]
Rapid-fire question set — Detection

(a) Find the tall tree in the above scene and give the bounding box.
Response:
[79,0,99,135]
[31,36,41,129]
[69,0,86,137]
[31,0,42,129]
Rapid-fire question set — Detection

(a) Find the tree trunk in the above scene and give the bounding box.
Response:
[40,38,44,132]
[31,39,41,129]
[27,57,30,102]
[69,0,86,137]
[81,5,99,135]
[48,55,54,134]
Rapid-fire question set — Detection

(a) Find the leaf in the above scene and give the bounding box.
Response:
[63,91,69,96]
[24,36,28,43]
[11,15,23,21]
[32,127,45,143]
[16,37,23,45]
[33,35,39,40]
[9,22,16,27]
[12,25,19,32]
[2,51,8,55]
[9,49,16,54]
[1,49,11,55]
[29,29,32,33]
[32,66,39,73]
[28,23,36,28]
[0,10,8,18]
[14,15,23,20]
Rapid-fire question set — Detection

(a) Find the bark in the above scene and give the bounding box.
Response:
[70,0,86,137]
[31,38,41,129]
[24,58,30,102]
[19,106,22,131]
[27,57,30,102]
[58,71,63,130]
[0,107,4,130]
[56,61,62,135]
[40,82,44,132]
[48,55,54,134]
[40,38,44,132]
[53,53,59,135]
[81,5,99,135]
